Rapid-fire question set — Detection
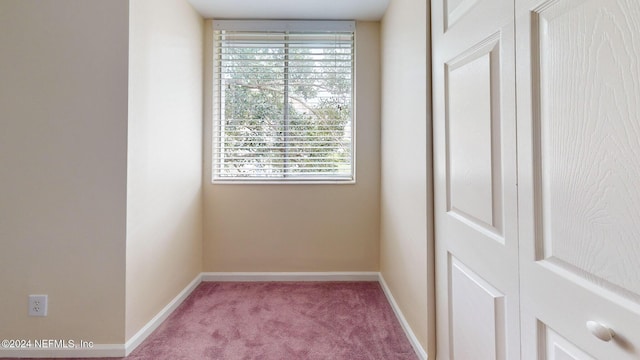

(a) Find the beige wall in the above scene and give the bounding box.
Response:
[202,22,381,272]
[0,0,432,352]
[126,0,204,340]
[0,0,129,343]
[380,0,435,356]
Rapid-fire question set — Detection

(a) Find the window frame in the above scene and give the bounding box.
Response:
[211,20,356,184]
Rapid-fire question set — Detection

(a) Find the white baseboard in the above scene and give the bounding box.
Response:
[1,272,426,359]
[201,271,380,282]
[378,273,428,360]
[123,274,202,356]
[0,275,201,359]
[204,272,427,359]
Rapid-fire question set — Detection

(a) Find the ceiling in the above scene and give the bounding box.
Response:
[188,0,390,21]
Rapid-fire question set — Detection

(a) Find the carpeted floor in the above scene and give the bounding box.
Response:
[9,282,418,360]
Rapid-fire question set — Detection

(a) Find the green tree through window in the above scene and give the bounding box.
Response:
[213,25,354,181]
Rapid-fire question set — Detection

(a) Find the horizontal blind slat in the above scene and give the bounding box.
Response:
[212,27,354,181]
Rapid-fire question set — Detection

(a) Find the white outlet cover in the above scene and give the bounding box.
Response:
[28,294,48,317]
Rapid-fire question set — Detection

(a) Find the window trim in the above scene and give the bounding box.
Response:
[211,20,357,184]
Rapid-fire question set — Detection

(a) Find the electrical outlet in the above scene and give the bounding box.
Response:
[28,295,48,317]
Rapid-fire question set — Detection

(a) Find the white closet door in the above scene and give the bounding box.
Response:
[516,0,640,359]
[432,0,519,357]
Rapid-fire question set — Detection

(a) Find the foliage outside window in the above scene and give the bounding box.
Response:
[212,21,355,182]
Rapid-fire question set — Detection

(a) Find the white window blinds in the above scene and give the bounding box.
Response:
[212,21,355,182]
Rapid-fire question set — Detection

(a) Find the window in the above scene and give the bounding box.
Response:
[212,21,355,182]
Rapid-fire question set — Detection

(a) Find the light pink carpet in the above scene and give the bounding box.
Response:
[13,282,419,360]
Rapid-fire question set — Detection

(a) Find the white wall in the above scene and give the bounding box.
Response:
[380,0,435,356]
[126,0,204,340]
[0,0,129,343]
[202,22,381,272]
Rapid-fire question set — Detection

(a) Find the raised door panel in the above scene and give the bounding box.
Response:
[450,257,505,360]
[545,326,597,360]
[446,0,480,30]
[517,0,640,359]
[433,0,518,357]
[536,0,640,302]
[446,35,504,240]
